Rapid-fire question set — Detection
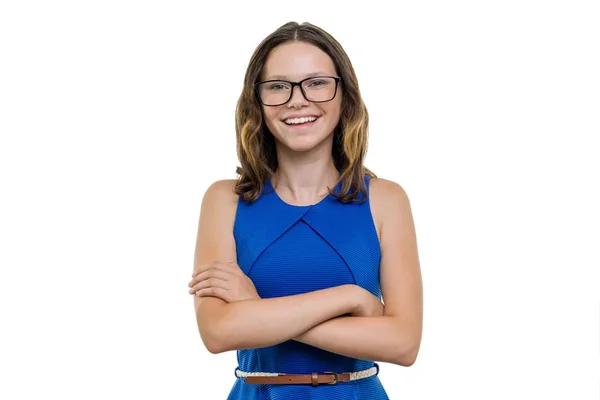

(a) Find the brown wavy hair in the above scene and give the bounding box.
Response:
[234,21,376,203]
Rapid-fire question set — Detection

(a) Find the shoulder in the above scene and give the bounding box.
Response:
[368,177,413,233]
[368,177,410,207]
[201,179,239,215]
[202,179,238,203]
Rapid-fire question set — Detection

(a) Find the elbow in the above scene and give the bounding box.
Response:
[202,333,227,354]
[201,317,241,354]
[392,339,421,367]
[202,331,235,354]
[199,319,233,354]
[199,328,223,354]
[206,342,227,355]
[196,301,239,354]
[391,320,422,366]
[395,349,418,367]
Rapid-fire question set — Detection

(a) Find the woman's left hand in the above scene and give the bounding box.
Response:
[188,261,260,303]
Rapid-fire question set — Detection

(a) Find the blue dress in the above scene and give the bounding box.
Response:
[227,176,389,399]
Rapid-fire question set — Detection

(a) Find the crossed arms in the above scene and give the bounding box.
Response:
[190,179,423,367]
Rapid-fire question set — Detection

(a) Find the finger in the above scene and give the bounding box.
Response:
[189,268,232,287]
[192,268,232,285]
[189,277,229,294]
[209,261,242,274]
[195,286,230,301]
[211,262,243,276]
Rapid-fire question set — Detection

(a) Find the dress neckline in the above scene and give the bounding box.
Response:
[265,179,339,209]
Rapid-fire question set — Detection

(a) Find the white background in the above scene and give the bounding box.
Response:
[1,1,599,399]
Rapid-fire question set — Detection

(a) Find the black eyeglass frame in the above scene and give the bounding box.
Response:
[254,76,342,106]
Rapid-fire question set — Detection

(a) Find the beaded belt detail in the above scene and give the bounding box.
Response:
[235,365,379,386]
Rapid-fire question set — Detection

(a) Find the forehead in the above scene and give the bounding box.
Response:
[262,41,337,81]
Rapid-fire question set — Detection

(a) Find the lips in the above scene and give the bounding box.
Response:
[283,115,319,126]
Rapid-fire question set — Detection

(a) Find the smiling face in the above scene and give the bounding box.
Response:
[259,41,342,154]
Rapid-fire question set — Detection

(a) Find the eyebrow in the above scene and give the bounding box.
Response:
[264,72,334,81]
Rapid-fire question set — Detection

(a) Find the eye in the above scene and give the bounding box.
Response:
[267,82,290,91]
[305,78,331,88]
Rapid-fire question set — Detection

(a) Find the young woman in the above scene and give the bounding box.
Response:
[189,21,423,399]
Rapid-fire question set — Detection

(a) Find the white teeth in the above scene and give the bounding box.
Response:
[284,116,317,125]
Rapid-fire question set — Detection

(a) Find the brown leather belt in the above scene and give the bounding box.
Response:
[244,372,347,386]
[236,365,379,386]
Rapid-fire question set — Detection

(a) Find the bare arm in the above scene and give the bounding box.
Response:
[193,180,364,354]
[294,178,424,366]
[295,315,417,365]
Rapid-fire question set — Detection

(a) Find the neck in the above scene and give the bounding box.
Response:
[272,143,339,205]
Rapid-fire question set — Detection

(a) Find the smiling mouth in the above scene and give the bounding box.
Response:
[283,116,319,126]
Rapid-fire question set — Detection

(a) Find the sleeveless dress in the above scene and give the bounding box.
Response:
[227,176,389,399]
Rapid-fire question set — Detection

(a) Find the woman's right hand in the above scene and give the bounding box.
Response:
[350,286,384,317]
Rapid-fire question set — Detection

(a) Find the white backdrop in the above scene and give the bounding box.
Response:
[1,1,599,399]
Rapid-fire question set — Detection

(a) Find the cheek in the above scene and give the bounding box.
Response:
[263,107,281,126]
[259,108,276,134]
[324,101,342,124]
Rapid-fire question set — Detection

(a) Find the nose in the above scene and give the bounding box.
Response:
[287,84,308,108]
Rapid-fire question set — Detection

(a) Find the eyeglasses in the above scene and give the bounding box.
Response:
[254,76,342,106]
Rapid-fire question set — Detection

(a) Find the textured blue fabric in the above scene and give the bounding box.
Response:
[228,176,389,399]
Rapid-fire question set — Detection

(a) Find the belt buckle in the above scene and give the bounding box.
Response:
[323,371,339,385]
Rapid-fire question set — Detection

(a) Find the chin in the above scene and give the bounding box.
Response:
[283,139,322,153]
[281,131,332,153]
